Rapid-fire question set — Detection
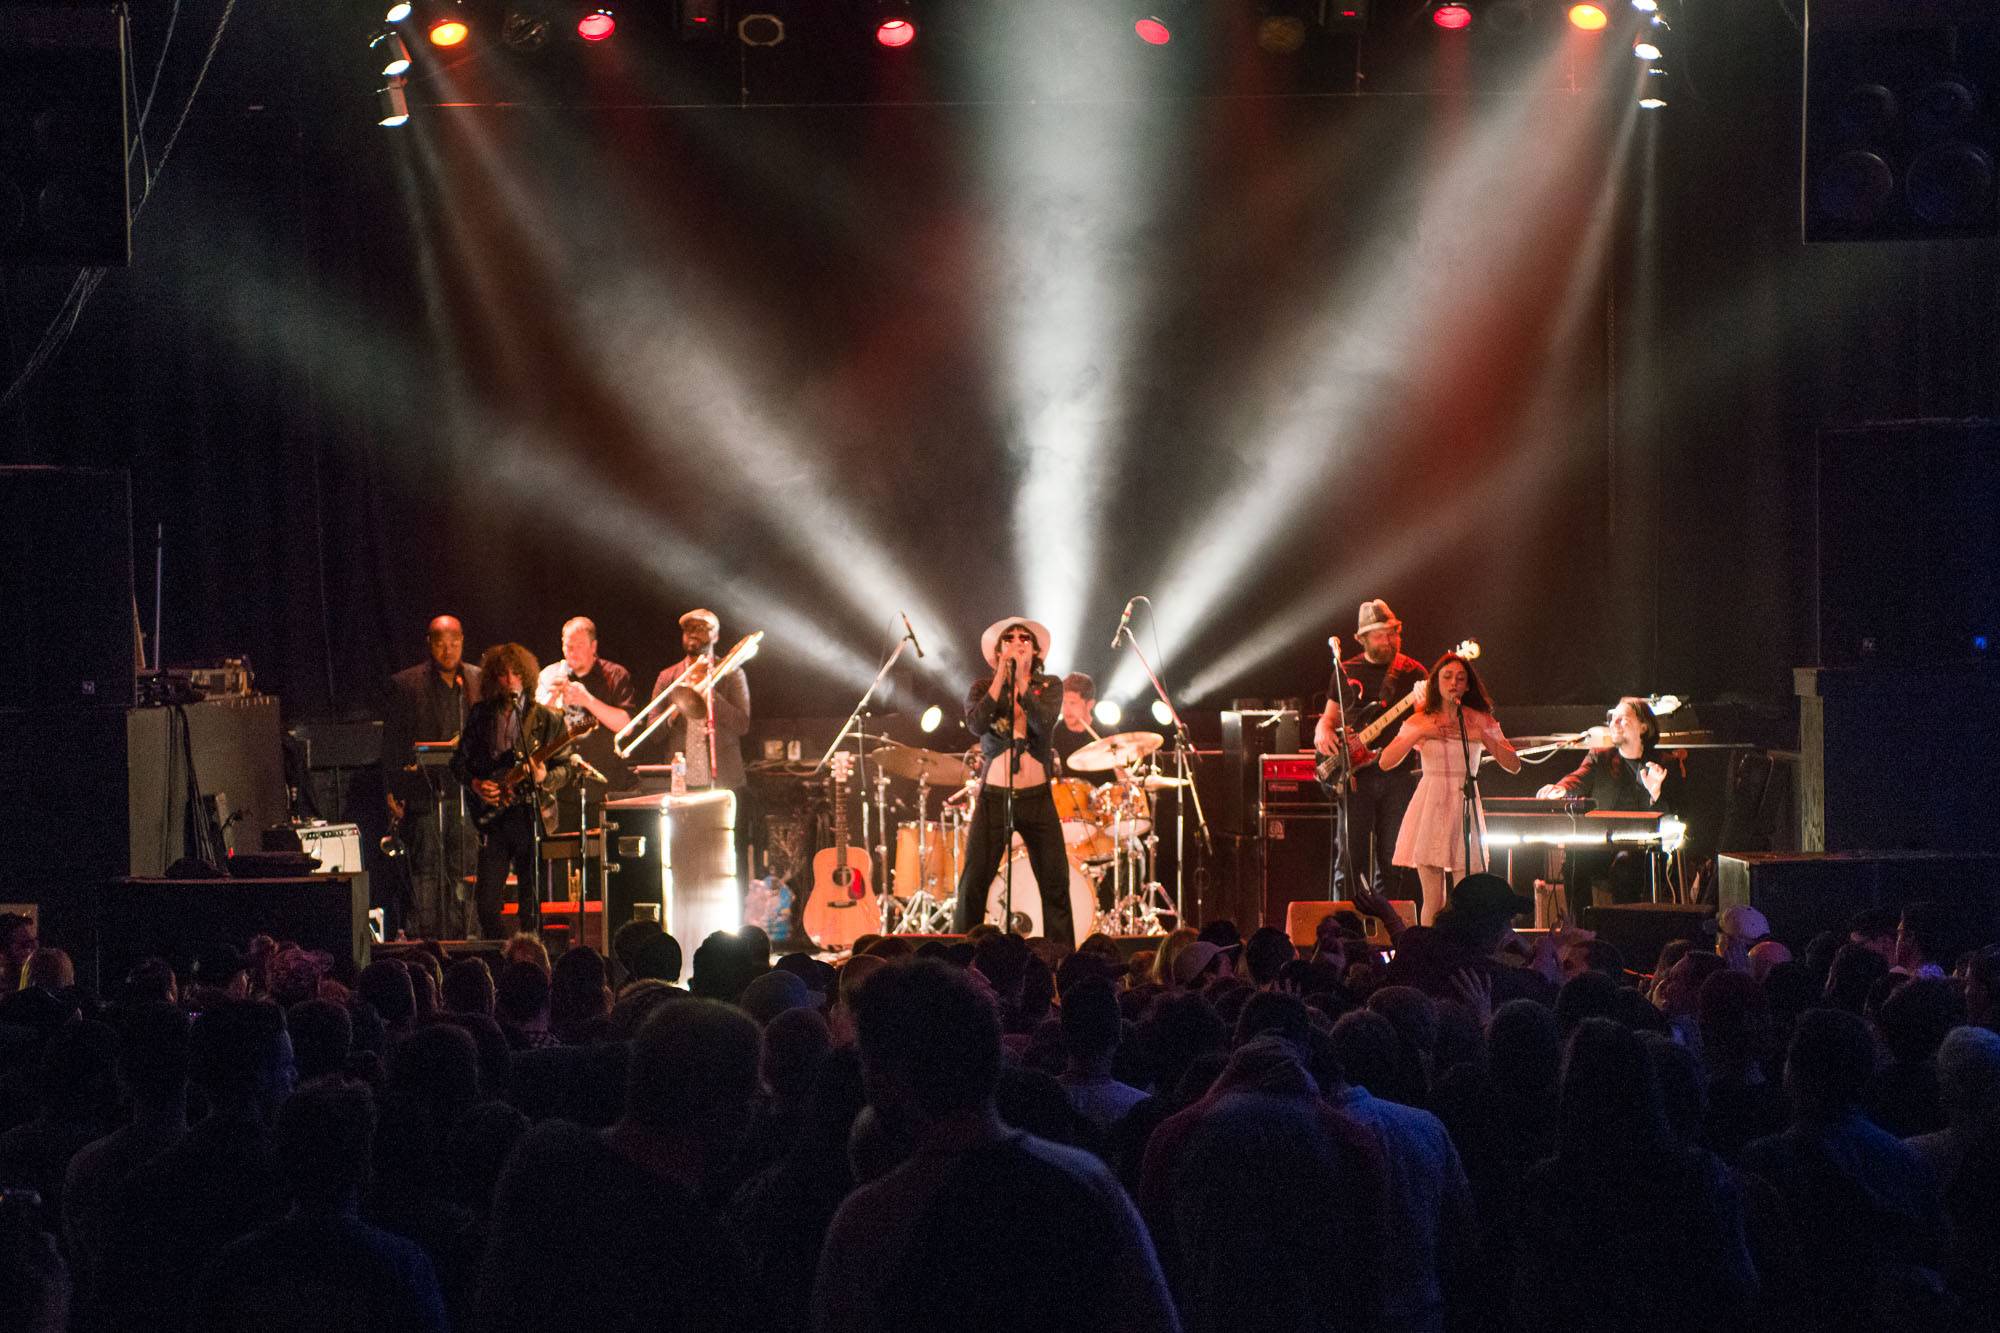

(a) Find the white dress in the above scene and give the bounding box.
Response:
[1391,734,1489,875]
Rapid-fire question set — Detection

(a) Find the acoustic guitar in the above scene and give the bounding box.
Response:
[803,752,878,952]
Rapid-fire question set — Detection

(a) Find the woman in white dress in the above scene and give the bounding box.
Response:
[1378,652,1521,926]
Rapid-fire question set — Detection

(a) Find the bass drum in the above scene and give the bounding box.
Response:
[985,842,1095,947]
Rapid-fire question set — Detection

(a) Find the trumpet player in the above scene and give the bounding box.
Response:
[647,608,752,792]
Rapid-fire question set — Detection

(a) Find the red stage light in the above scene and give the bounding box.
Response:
[875,17,914,46]
[578,9,615,40]
[1430,4,1471,28]
[1567,3,1608,28]
[428,16,470,45]
[1134,17,1171,43]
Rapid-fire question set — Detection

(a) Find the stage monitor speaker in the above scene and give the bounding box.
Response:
[1261,812,1331,929]
[87,875,369,991]
[1580,902,1714,975]
[0,466,135,707]
[1717,850,2000,955]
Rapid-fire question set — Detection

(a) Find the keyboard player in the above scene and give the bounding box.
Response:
[1534,697,1672,910]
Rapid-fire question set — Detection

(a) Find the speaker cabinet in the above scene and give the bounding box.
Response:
[1261,813,1331,928]
[1717,850,2000,954]
[0,466,134,707]
[1580,902,1715,974]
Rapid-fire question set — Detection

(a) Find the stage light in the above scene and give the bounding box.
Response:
[1150,699,1173,727]
[1094,700,1123,728]
[919,705,943,734]
[501,6,551,49]
[1135,17,1172,43]
[378,77,410,127]
[1638,95,1667,108]
[1630,0,1657,9]
[372,31,412,76]
[1431,4,1472,29]
[429,15,470,46]
[875,17,915,46]
[577,7,615,39]
[1567,4,1607,29]
[1633,35,1661,59]
[386,1,413,20]
[737,12,785,44]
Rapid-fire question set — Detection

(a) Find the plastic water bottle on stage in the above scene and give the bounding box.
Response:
[671,752,688,796]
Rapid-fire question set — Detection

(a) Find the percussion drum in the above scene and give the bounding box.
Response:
[1050,777,1116,861]
[892,821,966,899]
[985,843,1096,946]
[1090,781,1153,839]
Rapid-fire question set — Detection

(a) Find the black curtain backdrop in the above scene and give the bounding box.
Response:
[1,1,1992,727]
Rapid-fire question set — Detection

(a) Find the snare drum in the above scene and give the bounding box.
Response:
[985,843,1095,947]
[1090,781,1152,839]
[1049,777,1115,861]
[892,821,966,898]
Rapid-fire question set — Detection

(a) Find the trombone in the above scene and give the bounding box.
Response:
[615,630,764,760]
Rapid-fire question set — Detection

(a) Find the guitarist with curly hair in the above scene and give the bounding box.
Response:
[454,642,580,939]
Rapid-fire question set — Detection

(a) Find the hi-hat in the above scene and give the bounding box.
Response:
[1067,731,1163,772]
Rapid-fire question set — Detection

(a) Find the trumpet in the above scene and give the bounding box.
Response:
[615,630,763,760]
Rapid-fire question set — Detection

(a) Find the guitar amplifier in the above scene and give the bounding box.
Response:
[294,822,363,874]
[1260,753,1325,813]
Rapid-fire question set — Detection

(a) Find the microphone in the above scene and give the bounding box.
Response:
[1111,597,1136,650]
[572,756,609,785]
[1329,635,1342,662]
[900,611,925,659]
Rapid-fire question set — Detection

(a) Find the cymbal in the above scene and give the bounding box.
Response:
[867,744,971,786]
[1068,731,1163,772]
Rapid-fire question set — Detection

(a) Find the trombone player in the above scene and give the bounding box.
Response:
[644,608,752,792]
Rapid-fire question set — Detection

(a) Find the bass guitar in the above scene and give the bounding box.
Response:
[470,719,597,832]
[1316,638,1478,789]
[802,752,879,952]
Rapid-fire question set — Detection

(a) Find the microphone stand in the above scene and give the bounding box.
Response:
[1325,640,1358,904]
[1001,670,1018,935]
[1456,700,1479,885]
[815,623,921,934]
[1113,617,1210,927]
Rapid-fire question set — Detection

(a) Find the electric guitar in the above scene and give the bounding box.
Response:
[470,719,597,831]
[1316,638,1478,789]
[802,752,878,952]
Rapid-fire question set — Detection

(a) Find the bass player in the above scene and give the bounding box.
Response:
[454,643,576,940]
[1313,599,1426,905]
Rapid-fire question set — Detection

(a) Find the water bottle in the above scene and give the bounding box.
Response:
[671,751,687,796]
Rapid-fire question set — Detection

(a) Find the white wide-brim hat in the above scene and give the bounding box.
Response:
[980,616,1052,667]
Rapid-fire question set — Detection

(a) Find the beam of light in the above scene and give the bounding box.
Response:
[974,33,1186,676]
[402,95,970,687]
[1179,85,1644,704]
[1105,87,1571,706]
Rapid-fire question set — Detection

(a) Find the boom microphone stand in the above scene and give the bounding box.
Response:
[1112,599,1211,926]
[815,619,922,934]
[1457,699,1480,887]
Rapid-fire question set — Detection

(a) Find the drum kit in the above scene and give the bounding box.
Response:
[829,728,1186,940]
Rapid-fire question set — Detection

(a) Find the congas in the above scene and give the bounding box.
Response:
[1090,781,1152,839]
[892,821,966,898]
[1050,777,1115,861]
[985,844,1095,946]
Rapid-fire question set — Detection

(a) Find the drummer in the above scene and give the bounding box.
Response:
[1053,672,1114,784]
[951,617,1077,947]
